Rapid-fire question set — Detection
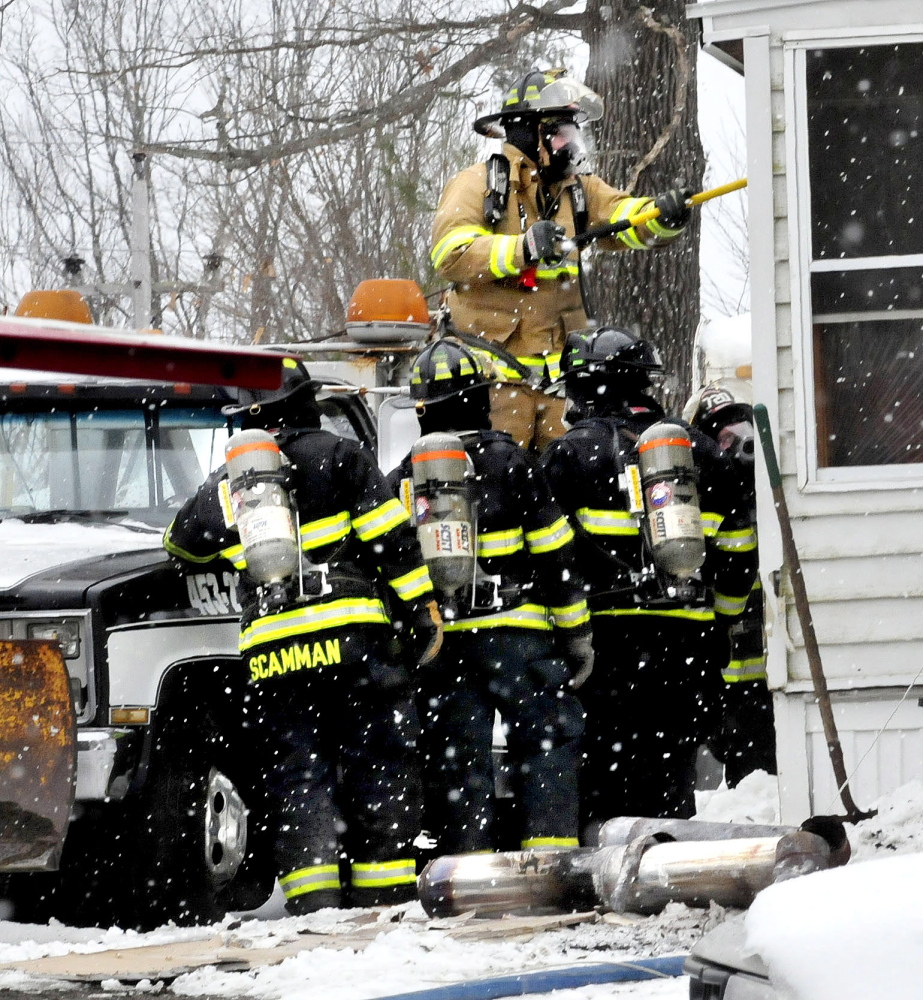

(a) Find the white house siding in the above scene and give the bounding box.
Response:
[690,0,923,818]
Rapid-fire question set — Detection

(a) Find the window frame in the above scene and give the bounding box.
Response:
[787,28,923,491]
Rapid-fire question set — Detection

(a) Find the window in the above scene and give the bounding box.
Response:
[806,42,923,469]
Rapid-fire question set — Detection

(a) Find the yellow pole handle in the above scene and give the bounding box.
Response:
[627,177,748,230]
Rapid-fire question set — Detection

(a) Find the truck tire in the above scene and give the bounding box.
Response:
[131,759,249,929]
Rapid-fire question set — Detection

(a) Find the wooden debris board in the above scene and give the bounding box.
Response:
[0,911,598,984]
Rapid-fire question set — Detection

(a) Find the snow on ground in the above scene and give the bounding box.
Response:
[0,774,919,999]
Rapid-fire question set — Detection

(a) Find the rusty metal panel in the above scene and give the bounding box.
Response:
[0,640,76,870]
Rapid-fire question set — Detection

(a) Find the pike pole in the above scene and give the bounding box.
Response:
[563,177,748,251]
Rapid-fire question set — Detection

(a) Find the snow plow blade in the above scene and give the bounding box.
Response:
[418,821,848,919]
[0,640,76,871]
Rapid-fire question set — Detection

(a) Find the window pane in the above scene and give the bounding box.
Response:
[814,316,923,467]
[807,44,923,260]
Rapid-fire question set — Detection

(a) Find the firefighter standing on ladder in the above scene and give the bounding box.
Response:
[164,360,443,914]
[430,67,693,451]
[540,330,757,832]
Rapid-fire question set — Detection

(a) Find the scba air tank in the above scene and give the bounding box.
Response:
[411,432,475,607]
[224,428,299,586]
[637,421,706,580]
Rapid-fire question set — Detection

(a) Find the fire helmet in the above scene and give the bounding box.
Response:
[682,378,753,435]
[559,327,663,384]
[407,340,492,406]
[222,357,321,428]
[473,69,603,138]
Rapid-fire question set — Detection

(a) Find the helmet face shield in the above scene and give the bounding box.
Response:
[539,119,588,180]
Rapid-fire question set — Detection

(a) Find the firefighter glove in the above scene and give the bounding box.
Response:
[653,187,693,229]
[524,220,566,265]
[407,598,444,668]
[556,626,595,690]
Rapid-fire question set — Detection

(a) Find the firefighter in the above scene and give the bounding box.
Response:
[388,340,593,854]
[540,329,757,831]
[164,359,443,914]
[430,67,693,452]
[683,380,778,786]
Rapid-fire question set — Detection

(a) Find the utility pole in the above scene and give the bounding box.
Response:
[65,151,225,334]
[130,153,153,330]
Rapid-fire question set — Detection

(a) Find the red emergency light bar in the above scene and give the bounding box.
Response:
[0,316,294,390]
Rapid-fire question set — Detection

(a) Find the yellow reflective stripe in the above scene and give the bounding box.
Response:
[545,353,562,380]
[647,216,684,238]
[431,225,492,269]
[592,607,716,622]
[521,837,580,849]
[714,592,748,616]
[240,598,389,651]
[350,859,416,888]
[701,512,723,537]
[220,543,247,569]
[550,602,591,628]
[353,497,409,541]
[534,264,580,279]
[390,564,433,601]
[577,507,640,535]
[300,511,351,549]
[723,657,768,683]
[526,516,574,554]
[715,527,757,552]
[279,864,340,898]
[163,528,218,564]
[489,234,521,278]
[444,602,552,632]
[478,527,525,557]
[610,197,652,250]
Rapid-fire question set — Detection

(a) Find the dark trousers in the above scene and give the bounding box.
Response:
[579,615,726,830]
[722,680,777,787]
[417,628,584,854]
[243,625,421,910]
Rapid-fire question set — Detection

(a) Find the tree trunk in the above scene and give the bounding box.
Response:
[582,0,705,404]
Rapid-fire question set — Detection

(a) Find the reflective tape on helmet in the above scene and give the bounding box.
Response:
[240,597,390,651]
[299,510,351,550]
[280,863,341,899]
[526,515,575,554]
[489,235,522,278]
[577,507,640,535]
[715,526,758,552]
[352,497,410,541]
[443,602,553,632]
[550,601,590,628]
[350,859,416,888]
[389,564,434,601]
[521,836,580,849]
[431,225,493,269]
[610,197,653,250]
[477,527,525,557]
[723,656,768,683]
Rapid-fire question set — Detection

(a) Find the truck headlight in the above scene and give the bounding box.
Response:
[27,620,81,658]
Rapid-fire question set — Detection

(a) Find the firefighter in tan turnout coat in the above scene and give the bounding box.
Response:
[431,68,693,451]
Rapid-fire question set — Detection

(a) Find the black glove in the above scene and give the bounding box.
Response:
[653,187,693,229]
[524,220,566,265]
[555,627,595,690]
[404,598,444,667]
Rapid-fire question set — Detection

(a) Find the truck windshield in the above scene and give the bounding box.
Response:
[0,397,365,528]
[0,406,230,528]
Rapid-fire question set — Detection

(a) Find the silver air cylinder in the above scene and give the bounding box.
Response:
[636,421,706,580]
[411,432,475,605]
[225,428,299,585]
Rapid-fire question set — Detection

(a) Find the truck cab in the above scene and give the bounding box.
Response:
[0,365,376,928]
